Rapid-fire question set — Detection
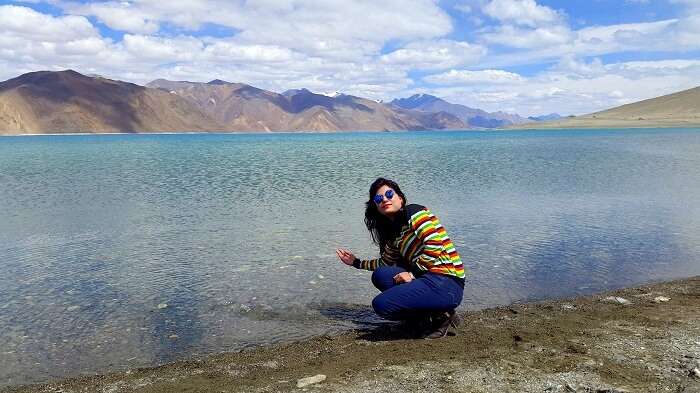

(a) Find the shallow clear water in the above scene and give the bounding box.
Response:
[1,129,700,386]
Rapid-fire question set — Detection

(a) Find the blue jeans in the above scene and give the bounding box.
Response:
[371,266,464,321]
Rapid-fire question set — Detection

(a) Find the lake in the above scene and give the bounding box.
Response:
[1,128,700,386]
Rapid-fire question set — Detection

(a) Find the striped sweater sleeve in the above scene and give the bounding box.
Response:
[353,243,401,271]
[408,208,447,273]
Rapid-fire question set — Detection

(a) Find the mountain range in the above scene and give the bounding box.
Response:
[0,70,537,135]
[5,69,695,135]
[390,94,531,128]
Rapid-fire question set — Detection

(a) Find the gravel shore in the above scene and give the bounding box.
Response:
[4,276,699,393]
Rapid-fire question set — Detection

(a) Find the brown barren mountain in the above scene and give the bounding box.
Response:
[514,86,700,129]
[0,70,220,134]
[0,70,467,135]
[147,80,465,132]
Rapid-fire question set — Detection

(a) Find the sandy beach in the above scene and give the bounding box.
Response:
[2,276,698,393]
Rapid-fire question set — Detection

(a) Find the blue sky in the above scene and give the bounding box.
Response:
[1,0,699,116]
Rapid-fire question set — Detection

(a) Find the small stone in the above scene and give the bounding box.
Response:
[157,303,168,309]
[653,296,670,303]
[562,304,576,310]
[692,368,700,378]
[602,296,631,305]
[66,305,80,311]
[168,334,178,339]
[296,374,326,388]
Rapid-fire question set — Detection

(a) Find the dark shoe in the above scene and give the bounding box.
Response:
[423,310,461,339]
[403,316,433,338]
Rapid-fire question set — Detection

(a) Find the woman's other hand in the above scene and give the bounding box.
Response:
[336,248,356,266]
[393,272,414,284]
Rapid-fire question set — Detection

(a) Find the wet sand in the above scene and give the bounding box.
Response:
[3,276,699,393]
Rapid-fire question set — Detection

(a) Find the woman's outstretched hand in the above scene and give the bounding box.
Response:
[336,248,356,266]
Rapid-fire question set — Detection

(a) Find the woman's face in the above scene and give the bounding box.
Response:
[373,184,404,217]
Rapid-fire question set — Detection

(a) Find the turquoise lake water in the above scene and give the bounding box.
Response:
[1,128,700,386]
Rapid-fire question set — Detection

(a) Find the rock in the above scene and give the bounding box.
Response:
[653,296,671,303]
[562,304,576,310]
[692,368,700,378]
[157,303,168,309]
[602,296,631,305]
[296,374,326,388]
[66,305,80,311]
[168,334,178,340]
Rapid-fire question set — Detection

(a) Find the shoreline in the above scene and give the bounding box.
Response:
[2,125,700,137]
[3,276,699,393]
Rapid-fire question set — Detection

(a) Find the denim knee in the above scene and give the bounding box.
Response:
[372,293,397,320]
[371,269,380,288]
[371,266,405,292]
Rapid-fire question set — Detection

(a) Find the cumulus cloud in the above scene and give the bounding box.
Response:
[380,40,486,70]
[87,3,159,34]
[424,69,524,85]
[59,0,453,60]
[482,24,573,48]
[482,0,563,27]
[477,0,573,49]
[0,4,96,41]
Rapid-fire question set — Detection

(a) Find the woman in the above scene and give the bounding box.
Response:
[336,178,466,339]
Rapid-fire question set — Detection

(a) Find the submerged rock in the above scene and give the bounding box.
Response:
[602,296,631,305]
[157,303,168,309]
[297,374,326,387]
[692,368,700,379]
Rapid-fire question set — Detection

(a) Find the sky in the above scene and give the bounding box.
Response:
[1,0,699,116]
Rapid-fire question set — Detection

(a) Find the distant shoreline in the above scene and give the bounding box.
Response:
[4,275,699,393]
[2,125,700,137]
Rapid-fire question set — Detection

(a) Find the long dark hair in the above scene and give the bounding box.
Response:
[364,178,407,252]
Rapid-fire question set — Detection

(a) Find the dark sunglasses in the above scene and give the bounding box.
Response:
[373,189,395,204]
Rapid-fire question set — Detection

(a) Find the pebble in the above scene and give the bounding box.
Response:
[157,303,168,309]
[692,368,700,379]
[296,374,326,388]
[653,296,671,303]
[562,304,576,310]
[602,296,631,305]
[168,334,178,340]
[66,305,80,311]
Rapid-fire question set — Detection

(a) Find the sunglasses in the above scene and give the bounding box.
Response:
[373,189,395,204]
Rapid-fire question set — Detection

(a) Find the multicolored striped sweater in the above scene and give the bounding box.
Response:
[353,204,466,281]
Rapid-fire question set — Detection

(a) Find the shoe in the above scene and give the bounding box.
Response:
[423,310,461,339]
[402,316,433,338]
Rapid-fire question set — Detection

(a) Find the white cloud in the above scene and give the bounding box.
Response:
[424,69,524,85]
[380,40,486,70]
[482,24,573,48]
[122,35,202,61]
[0,5,96,41]
[88,3,159,34]
[203,42,297,63]
[551,55,606,78]
[59,0,453,60]
[482,0,563,27]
